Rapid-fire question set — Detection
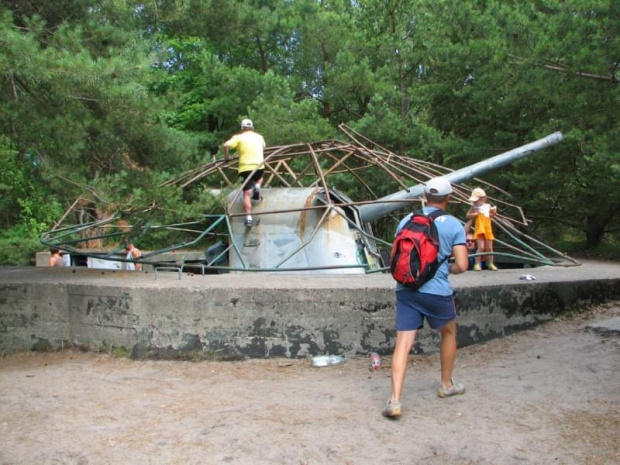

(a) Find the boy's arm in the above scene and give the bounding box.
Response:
[223,137,235,161]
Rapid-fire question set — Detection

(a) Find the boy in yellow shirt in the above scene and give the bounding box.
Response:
[223,119,266,227]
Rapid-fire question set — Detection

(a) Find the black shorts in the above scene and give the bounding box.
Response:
[239,169,264,191]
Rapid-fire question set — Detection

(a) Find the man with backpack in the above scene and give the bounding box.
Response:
[383,176,469,419]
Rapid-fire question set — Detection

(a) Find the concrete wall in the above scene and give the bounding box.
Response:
[1,265,619,359]
[0,282,71,352]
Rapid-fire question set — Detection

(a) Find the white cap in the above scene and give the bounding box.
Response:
[468,187,486,202]
[424,176,453,196]
[241,118,254,129]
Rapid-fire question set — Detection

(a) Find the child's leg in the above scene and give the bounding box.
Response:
[485,239,494,265]
[475,237,486,265]
[486,240,498,270]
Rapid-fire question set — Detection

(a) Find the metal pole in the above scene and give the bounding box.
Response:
[358,132,564,223]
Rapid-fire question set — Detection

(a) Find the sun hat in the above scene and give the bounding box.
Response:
[241,118,254,129]
[468,187,487,202]
[424,177,453,196]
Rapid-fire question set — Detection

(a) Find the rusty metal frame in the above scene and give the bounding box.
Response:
[43,126,578,272]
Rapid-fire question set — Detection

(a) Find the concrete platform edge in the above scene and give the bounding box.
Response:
[1,265,619,358]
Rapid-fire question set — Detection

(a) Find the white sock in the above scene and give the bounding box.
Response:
[246,215,252,221]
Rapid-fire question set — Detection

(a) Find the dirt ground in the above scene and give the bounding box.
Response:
[1,303,618,465]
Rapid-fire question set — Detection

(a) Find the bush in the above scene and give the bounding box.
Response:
[553,236,620,262]
[0,224,44,265]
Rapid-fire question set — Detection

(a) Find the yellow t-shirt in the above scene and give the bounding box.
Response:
[227,131,266,173]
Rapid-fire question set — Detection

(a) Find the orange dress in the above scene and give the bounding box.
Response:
[474,213,495,241]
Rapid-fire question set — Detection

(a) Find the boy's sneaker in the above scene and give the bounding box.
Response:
[244,218,253,228]
[438,380,465,398]
[488,264,498,271]
[382,400,401,419]
[473,263,482,271]
[252,185,261,201]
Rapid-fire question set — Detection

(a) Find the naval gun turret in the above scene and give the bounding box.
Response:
[227,132,564,273]
[40,131,566,273]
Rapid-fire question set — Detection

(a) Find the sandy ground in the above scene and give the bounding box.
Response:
[1,303,618,465]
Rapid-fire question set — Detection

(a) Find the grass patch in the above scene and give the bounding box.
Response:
[112,346,132,359]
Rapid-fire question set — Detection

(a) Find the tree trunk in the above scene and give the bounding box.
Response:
[585,219,605,250]
[584,207,618,249]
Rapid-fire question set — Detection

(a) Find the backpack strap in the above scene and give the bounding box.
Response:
[422,208,450,265]
[427,208,447,219]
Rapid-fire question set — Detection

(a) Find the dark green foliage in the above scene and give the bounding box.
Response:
[0,224,44,265]
[0,0,618,264]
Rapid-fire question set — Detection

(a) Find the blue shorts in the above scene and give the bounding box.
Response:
[395,290,457,331]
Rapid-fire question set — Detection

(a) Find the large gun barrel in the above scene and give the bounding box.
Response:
[358,132,564,223]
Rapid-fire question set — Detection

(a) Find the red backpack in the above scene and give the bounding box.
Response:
[390,209,449,289]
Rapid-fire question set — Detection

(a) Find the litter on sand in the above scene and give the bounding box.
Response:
[520,274,537,281]
[311,355,346,367]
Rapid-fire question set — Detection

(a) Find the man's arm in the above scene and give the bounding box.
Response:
[449,244,468,275]
[131,248,142,271]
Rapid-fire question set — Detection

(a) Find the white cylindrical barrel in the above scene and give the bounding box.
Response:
[358,132,564,223]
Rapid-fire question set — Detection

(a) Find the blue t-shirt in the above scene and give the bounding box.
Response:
[395,207,466,296]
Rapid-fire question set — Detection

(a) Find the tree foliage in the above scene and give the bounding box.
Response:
[0,0,618,261]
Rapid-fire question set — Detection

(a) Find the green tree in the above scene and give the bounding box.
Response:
[0,4,201,229]
[490,1,620,248]
[0,0,618,263]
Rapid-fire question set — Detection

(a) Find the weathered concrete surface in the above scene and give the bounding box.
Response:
[585,317,620,337]
[0,261,618,358]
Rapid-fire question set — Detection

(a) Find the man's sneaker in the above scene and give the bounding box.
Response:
[438,380,465,398]
[252,185,261,201]
[244,218,253,228]
[382,400,401,419]
[473,263,482,272]
[488,264,498,271]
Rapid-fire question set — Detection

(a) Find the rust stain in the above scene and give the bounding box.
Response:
[322,208,349,247]
[299,189,319,238]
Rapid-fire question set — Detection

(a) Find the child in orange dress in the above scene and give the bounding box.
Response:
[465,188,498,271]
